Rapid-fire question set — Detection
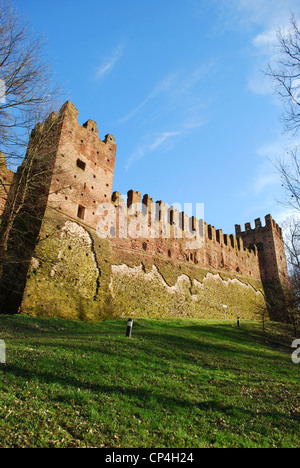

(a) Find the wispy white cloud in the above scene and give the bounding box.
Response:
[125,119,206,170]
[125,131,179,170]
[95,44,125,81]
[254,171,279,195]
[273,206,299,225]
[242,134,300,224]
[118,73,178,124]
[251,138,290,195]
[217,0,299,29]
[119,60,214,170]
[252,29,277,50]
[248,27,284,96]
[208,0,300,95]
[246,3,300,95]
[118,60,216,125]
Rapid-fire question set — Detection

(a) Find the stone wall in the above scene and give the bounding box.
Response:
[21,211,267,321]
[236,215,289,284]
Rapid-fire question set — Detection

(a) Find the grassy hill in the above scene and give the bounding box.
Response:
[0,316,299,448]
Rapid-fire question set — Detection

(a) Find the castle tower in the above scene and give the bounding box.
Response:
[0,101,117,315]
[47,101,117,230]
[235,215,289,284]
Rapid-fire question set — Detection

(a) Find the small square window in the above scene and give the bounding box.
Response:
[77,205,85,220]
[76,159,86,171]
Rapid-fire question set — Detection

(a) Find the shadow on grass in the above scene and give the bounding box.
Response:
[131,330,291,368]
[2,362,193,411]
[2,361,298,432]
[0,316,294,351]
[182,322,294,353]
[1,315,299,443]
[16,329,288,373]
[3,323,292,378]
[0,315,123,338]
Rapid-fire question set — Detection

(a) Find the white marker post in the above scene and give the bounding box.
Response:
[0,340,6,364]
[126,319,133,338]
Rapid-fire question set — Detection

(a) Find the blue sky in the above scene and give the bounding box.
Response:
[15,0,300,235]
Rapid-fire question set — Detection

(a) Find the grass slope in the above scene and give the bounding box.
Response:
[0,316,299,448]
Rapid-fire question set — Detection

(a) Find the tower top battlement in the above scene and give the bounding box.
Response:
[235,214,283,241]
[235,215,288,283]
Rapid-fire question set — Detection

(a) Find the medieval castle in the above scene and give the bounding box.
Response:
[0,101,289,321]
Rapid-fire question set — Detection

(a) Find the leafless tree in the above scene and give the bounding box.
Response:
[0,109,73,315]
[0,0,66,314]
[276,216,300,334]
[267,15,300,135]
[0,0,61,166]
[287,269,300,335]
[266,16,300,327]
[282,216,300,270]
[267,16,300,216]
[275,147,300,210]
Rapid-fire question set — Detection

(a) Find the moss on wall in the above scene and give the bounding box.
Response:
[109,264,267,320]
[22,216,100,320]
[20,213,268,322]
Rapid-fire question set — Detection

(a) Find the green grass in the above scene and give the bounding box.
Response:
[0,316,299,448]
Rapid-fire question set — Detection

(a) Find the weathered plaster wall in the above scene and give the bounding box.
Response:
[21,214,267,321]
[109,264,265,320]
[22,218,101,320]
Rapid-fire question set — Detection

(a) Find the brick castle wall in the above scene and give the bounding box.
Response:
[235,216,289,284]
[0,101,289,319]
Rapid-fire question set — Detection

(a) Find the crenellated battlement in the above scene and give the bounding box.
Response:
[112,189,204,240]
[117,189,252,250]
[206,224,249,253]
[101,188,262,279]
[235,214,283,240]
[235,215,288,283]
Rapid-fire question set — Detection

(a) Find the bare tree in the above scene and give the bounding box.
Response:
[267,16,300,215]
[282,216,300,270]
[0,0,61,166]
[0,109,73,315]
[275,147,300,211]
[287,269,300,335]
[267,15,300,135]
[274,216,300,334]
[265,17,300,329]
[0,0,66,314]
